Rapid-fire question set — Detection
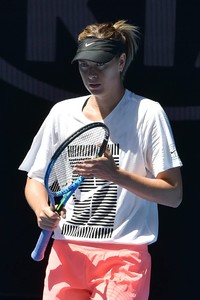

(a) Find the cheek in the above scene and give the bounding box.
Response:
[105,67,120,82]
[79,70,87,82]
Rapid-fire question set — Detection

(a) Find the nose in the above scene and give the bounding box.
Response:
[88,74,97,80]
[88,68,98,80]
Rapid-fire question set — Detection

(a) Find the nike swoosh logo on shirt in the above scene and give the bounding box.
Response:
[75,181,111,202]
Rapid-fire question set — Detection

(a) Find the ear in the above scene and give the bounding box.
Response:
[118,53,126,72]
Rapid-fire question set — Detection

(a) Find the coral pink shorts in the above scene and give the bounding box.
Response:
[43,240,151,300]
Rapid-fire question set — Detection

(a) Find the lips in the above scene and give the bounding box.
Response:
[88,83,101,89]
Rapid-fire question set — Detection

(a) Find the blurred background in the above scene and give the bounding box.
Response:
[1,0,199,299]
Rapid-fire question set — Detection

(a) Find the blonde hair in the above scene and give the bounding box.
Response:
[78,20,140,79]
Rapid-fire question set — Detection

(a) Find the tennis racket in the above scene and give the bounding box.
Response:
[31,122,110,261]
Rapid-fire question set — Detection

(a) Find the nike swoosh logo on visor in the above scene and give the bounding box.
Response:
[85,42,95,47]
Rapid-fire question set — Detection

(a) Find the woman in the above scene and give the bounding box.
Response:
[19,20,183,300]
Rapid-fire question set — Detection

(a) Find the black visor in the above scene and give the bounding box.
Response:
[71,38,126,64]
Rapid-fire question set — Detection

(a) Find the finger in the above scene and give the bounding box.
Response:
[50,202,56,212]
[60,208,67,219]
[104,147,112,157]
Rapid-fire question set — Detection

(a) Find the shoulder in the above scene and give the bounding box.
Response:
[126,89,161,108]
[51,94,89,112]
[126,89,166,119]
[40,94,90,127]
[45,95,90,121]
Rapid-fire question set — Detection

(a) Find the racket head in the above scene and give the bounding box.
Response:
[44,122,110,200]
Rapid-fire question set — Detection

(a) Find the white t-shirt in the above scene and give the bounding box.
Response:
[19,89,182,245]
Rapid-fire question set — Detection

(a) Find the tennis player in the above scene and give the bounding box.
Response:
[19,20,183,300]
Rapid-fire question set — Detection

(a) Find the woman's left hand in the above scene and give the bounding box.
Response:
[73,148,118,181]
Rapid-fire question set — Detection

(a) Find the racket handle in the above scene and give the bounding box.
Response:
[31,229,52,261]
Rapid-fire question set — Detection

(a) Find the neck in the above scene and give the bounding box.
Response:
[83,87,125,121]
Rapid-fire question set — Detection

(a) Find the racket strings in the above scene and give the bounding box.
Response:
[48,127,107,194]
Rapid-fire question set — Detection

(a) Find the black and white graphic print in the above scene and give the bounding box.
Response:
[61,143,119,239]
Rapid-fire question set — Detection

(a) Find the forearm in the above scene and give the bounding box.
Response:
[24,177,49,217]
[111,167,183,208]
[75,154,183,208]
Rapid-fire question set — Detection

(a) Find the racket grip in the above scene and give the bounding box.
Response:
[31,229,52,261]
